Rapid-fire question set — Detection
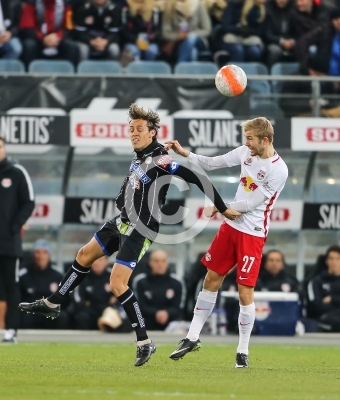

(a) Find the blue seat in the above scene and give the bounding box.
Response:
[0,59,25,73]
[271,62,299,93]
[174,62,218,75]
[250,100,284,118]
[228,62,270,94]
[29,60,75,74]
[77,60,123,74]
[125,61,171,75]
[229,62,268,75]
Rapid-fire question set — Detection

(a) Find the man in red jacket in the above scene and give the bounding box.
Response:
[20,0,79,68]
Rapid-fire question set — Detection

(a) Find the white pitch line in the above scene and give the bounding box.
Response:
[133,391,235,398]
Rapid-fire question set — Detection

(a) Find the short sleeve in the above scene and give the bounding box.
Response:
[258,164,288,198]
[155,154,181,175]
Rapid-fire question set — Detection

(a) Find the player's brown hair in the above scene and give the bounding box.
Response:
[128,103,160,140]
[241,117,274,144]
[0,136,6,145]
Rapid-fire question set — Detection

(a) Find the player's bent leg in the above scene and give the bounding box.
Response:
[19,238,105,319]
[77,237,107,267]
[235,284,255,368]
[169,270,225,360]
[111,263,156,367]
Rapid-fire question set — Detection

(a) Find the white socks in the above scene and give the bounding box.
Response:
[186,289,217,341]
[237,302,255,355]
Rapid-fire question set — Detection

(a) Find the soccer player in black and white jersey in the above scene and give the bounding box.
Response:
[19,104,240,366]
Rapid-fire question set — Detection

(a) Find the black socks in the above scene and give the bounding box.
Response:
[117,288,148,342]
[48,260,90,304]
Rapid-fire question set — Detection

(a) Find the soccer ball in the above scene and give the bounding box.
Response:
[215,65,247,97]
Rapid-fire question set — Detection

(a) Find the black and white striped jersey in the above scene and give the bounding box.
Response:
[116,140,176,232]
[115,140,228,235]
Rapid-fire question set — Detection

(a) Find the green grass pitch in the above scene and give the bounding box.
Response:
[0,343,339,400]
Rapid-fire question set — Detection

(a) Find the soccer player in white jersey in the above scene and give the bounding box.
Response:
[165,117,288,368]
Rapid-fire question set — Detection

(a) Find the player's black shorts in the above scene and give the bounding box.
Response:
[94,216,154,270]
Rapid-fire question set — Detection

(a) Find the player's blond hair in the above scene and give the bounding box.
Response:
[241,117,274,144]
[128,103,161,139]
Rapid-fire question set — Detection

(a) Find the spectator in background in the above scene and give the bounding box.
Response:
[280,8,340,116]
[20,239,70,330]
[120,0,161,65]
[19,0,79,68]
[307,245,340,332]
[265,0,296,67]
[0,0,23,60]
[161,0,212,63]
[203,0,228,27]
[296,8,340,76]
[256,250,300,292]
[73,0,122,62]
[290,0,330,40]
[134,250,185,330]
[220,0,266,62]
[0,137,35,343]
[73,256,131,332]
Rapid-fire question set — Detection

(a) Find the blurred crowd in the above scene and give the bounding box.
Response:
[1,239,339,334]
[1,0,340,75]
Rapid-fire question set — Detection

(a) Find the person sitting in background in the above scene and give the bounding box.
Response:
[280,8,340,116]
[203,0,228,27]
[296,8,340,77]
[19,0,79,68]
[290,0,330,40]
[73,0,122,62]
[120,0,161,65]
[0,0,23,60]
[133,250,185,330]
[20,239,70,329]
[219,0,266,62]
[161,0,212,63]
[307,245,340,332]
[256,250,300,292]
[73,256,132,332]
[265,0,296,67]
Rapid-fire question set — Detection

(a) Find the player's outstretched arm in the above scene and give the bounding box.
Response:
[164,140,239,171]
[173,165,241,221]
[204,190,268,218]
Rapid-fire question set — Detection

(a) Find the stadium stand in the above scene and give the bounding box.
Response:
[174,61,218,75]
[28,60,75,74]
[125,60,172,75]
[0,60,25,73]
[77,60,123,74]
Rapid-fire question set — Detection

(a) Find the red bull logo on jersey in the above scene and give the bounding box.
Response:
[255,301,271,321]
[240,176,258,192]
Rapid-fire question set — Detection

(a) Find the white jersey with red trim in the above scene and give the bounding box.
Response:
[188,145,288,238]
[224,146,288,237]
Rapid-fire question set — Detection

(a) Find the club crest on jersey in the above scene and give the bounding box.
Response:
[257,170,265,180]
[130,162,151,184]
[240,176,258,192]
[157,155,173,169]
